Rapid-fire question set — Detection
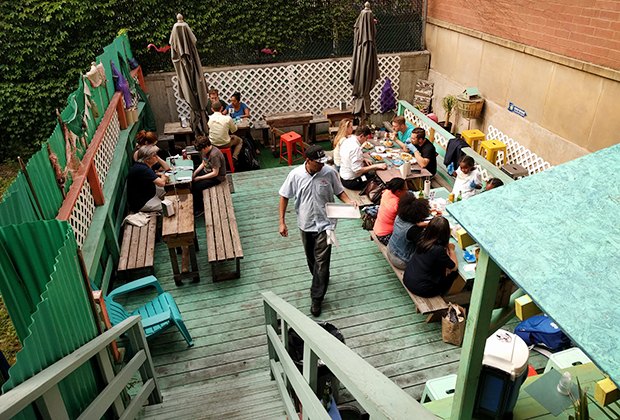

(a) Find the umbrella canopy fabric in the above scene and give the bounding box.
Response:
[170,15,209,135]
[349,3,379,117]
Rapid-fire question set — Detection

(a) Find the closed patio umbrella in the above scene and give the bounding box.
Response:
[170,14,209,135]
[349,2,379,122]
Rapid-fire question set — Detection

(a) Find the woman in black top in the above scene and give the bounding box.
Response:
[403,216,458,297]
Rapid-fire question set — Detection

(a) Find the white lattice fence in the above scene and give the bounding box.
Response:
[68,182,95,248]
[486,125,552,175]
[402,108,452,151]
[172,55,401,122]
[94,112,120,186]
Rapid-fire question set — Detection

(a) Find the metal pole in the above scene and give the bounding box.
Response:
[421,0,428,50]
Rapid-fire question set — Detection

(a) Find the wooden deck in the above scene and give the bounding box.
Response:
[133,166,544,419]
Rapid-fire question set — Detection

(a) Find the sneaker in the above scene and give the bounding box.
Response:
[310,301,322,317]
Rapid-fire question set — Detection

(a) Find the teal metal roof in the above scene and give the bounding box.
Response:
[447,143,620,386]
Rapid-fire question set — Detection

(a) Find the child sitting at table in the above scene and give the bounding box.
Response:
[451,155,482,200]
[485,177,504,191]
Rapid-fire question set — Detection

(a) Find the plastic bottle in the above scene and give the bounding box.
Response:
[322,380,332,410]
[456,191,462,202]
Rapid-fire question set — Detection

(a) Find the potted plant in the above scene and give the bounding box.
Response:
[568,378,589,420]
[440,95,457,133]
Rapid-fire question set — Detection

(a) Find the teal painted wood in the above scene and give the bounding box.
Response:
[138,165,465,418]
[0,220,99,418]
[447,143,620,386]
[263,291,435,419]
[81,102,143,289]
[450,248,501,420]
[397,100,509,185]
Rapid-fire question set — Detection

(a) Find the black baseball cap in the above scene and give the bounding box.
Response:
[305,145,329,163]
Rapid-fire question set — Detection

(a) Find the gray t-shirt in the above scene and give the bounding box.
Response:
[279,164,345,232]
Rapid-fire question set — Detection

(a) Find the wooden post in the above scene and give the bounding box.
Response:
[263,301,278,380]
[87,164,104,206]
[450,248,501,420]
[116,99,128,130]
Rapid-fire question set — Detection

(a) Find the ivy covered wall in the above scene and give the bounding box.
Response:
[0,0,423,163]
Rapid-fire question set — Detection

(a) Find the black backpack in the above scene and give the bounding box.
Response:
[237,137,260,171]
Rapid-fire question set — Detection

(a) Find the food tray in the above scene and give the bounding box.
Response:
[325,203,360,219]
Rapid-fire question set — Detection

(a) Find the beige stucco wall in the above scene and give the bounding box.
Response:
[426,19,620,166]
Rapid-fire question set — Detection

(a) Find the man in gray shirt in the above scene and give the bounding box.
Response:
[279,145,353,317]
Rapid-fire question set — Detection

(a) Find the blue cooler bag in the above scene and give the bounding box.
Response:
[514,315,570,351]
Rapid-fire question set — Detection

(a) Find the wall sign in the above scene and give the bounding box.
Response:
[508,102,527,118]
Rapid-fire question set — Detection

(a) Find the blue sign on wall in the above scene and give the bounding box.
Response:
[508,102,527,118]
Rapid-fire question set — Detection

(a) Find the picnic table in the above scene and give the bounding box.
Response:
[323,107,354,127]
[362,138,432,189]
[162,193,199,285]
[264,111,313,151]
[164,121,194,148]
[164,157,194,195]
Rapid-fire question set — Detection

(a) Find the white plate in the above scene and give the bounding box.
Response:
[325,203,360,219]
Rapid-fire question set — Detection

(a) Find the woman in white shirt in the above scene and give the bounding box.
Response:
[332,119,353,171]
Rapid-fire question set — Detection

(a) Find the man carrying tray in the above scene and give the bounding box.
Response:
[278,145,354,317]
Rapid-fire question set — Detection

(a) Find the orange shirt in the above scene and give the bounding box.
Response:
[373,190,400,236]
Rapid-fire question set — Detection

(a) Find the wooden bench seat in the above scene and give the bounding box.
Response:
[343,187,373,207]
[117,214,157,280]
[203,179,243,281]
[369,232,450,320]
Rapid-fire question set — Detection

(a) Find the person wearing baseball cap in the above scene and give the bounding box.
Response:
[278,144,354,317]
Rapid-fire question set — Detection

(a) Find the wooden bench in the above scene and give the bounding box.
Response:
[343,187,373,207]
[117,214,157,280]
[309,116,329,142]
[370,231,451,321]
[203,179,243,281]
[369,231,514,321]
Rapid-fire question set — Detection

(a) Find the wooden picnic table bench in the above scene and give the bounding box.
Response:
[203,178,243,281]
[117,213,157,280]
[370,231,451,321]
[369,230,513,322]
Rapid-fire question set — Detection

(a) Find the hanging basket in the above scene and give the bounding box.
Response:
[456,94,484,119]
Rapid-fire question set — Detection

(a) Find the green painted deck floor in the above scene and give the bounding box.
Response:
[135,166,538,419]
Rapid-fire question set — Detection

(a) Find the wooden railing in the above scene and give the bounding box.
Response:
[0,316,161,419]
[397,101,513,186]
[262,292,436,420]
[56,67,145,291]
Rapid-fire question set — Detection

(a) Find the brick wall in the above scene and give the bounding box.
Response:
[428,0,620,70]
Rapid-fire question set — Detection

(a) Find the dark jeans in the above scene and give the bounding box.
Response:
[300,230,332,303]
[341,176,368,190]
[192,177,221,215]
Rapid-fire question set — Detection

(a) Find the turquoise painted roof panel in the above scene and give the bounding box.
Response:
[447,143,620,386]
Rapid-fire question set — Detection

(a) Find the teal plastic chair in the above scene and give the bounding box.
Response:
[105,275,194,347]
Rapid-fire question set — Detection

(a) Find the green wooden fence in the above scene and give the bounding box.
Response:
[0,221,100,418]
[0,33,150,417]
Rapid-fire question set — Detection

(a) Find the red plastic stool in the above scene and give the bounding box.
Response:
[279,131,304,166]
[216,146,235,173]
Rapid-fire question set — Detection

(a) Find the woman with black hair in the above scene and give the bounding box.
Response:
[403,216,459,297]
[226,92,251,119]
[373,178,408,245]
[386,194,431,270]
